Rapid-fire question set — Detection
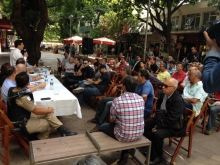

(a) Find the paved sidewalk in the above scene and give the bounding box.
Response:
[0,51,220,165]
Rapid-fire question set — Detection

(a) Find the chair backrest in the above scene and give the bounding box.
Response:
[0,109,14,128]
[0,99,7,114]
[185,108,196,133]
[104,82,116,96]
[192,97,211,130]
[111,73,119,83]
[0,109,29,152]
[147,97,158,119]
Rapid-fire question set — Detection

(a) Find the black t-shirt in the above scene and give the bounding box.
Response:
[81,66,94,79]
[187,52,199,63]
[95,72,110,94]
[74,64,81,73]
[150,63,158,73]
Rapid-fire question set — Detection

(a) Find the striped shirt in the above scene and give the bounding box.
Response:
[110,92,145,142]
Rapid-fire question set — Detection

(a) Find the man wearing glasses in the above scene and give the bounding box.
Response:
[144,78,185,165]
[72,64,110,105]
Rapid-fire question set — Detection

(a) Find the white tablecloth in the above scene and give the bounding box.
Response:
[32,75,82,118]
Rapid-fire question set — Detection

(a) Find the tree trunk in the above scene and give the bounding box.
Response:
[10,0,48,65]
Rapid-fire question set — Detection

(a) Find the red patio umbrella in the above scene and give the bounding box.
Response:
[93,37,116,45]
[63,36,82,44]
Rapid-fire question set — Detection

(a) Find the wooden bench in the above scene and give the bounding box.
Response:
[29,134,98,165]
[30,131,151,165]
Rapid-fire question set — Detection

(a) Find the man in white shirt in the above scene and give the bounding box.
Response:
[10,40,24,66]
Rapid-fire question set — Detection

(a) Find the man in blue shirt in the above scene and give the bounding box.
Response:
[202,31,220,93]
[1,64,46,105]
[135,69,154,117]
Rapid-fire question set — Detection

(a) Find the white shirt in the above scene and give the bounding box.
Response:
[65,62,75,73]
[10,48,23,66]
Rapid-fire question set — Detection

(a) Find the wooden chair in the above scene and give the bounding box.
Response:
[164,108,196,164]
[216,112,220,132]
[0,109,29,165]
[0,100,7,114]
[92,82,116,108]
[147,97,158,120]
[192,97,211,134]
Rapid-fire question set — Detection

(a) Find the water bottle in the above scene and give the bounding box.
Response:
[44,75,47,81]
[45,77,48,84]
[50,79,53,90]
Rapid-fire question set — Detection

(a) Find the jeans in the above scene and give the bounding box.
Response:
[76,83,102,104]
[99,123,117,140]
[99,123,131,158]
[206,106,220,130]
[65,74,80,86]
[95,97,114,125]
[184,100,193,110]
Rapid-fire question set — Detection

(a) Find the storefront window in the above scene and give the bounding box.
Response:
[202,12,217,28]
[181,13,200,30]
[171,16,179,30]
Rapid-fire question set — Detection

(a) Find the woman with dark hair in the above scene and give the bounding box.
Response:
[0,63,11,86]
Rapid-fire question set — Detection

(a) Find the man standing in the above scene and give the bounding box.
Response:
[132,55,141,72]
[172,62,186,93]
[136,70,154,118]
[71,44,76,57]
[202,31,220,93]
[10,40,24,66]
[99,76,145,164]
[187,47,199,63]
[144,78,185,164]
[72,64,110,104]
[157,63,171,83]
[182,69,208,117]
[149,57,158,74]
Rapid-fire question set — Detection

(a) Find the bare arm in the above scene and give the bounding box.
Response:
[28,82,46,92]
[183,98,198,104]
[32,106,54,115]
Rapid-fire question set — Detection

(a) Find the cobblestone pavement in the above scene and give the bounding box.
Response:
[0,51,220,165]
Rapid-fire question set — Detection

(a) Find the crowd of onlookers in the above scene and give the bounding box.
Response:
[1,38,220,165]
[54,44,219,164]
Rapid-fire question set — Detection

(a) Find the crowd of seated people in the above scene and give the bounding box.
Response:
[1,39,219,165]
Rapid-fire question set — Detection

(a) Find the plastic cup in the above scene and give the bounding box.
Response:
[54,90,59,95]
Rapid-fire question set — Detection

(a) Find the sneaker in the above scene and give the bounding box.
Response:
[72,87,84,93]
[90,125,100,133]
[204,129,213,135]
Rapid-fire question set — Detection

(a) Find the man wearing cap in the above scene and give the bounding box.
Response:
[72,64,110,104]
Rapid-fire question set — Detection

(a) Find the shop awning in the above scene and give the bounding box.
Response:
[0,19,12,30]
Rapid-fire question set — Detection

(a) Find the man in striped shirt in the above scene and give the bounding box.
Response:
[99,75,145,164]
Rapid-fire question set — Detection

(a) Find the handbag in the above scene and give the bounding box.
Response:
[155,109,184,130]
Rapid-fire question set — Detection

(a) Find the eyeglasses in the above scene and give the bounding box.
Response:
[162,84,174,88]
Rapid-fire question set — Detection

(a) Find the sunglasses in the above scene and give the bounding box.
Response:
[162,84,174,88]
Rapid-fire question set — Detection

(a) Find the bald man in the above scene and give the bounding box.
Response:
[1,65,45,105]
[144,78,185,164]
